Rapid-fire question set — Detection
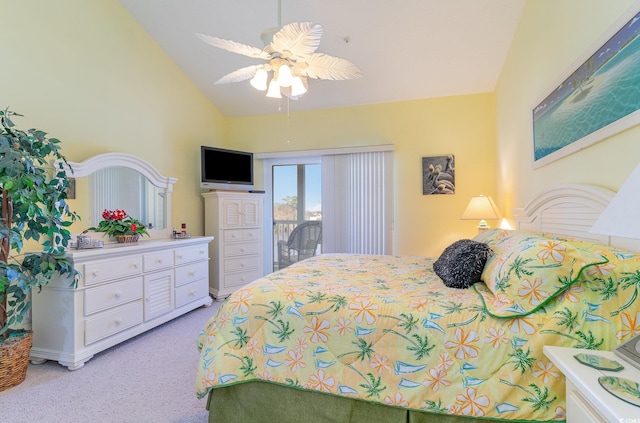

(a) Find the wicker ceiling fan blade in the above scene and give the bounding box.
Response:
[302,53,363,80]
[270,22,323,60]
[214,65,261,85]
[196,33,270,60]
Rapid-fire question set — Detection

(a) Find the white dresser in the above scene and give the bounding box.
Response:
[30,237,213,370]
[202,191,264,300]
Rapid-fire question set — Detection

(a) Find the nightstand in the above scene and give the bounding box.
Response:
[544,346,640,422]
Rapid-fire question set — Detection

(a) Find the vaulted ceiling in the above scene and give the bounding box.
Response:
[120,0,525,117]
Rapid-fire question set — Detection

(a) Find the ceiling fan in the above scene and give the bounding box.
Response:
[196,21,362,100]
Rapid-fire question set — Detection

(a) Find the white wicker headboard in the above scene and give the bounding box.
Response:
[513,184,640,252]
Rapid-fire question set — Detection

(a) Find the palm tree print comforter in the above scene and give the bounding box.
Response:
[196,233,640,421]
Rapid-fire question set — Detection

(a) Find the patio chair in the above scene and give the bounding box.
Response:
[277,221,322,269]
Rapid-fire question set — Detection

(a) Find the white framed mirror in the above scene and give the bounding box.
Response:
[58,153,177,239]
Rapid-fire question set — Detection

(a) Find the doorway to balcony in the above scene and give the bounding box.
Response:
[267,158,322,272]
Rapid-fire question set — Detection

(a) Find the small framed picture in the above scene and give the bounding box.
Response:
[422,155,455,195]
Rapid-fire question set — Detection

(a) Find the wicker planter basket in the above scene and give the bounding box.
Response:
[116,234,140,243]
[0,331,33,392]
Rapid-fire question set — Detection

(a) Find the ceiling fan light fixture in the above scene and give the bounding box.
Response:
[266,79,282,98]
[250,68,268,91]
[276,64,293,87]
[290,76,307,97]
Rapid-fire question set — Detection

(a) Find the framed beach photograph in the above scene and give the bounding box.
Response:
[422,155,455,195]
[532,6,640,168]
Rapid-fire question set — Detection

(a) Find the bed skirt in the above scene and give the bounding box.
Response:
[206,381,497,423]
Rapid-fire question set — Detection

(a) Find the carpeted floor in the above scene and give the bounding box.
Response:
[0,301,222,423]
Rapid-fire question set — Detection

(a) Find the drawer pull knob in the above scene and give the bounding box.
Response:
[240,248,245,252]
[115,318,123,325]
[188,271,196,276]
[177,254,183,259]
[92,271,99,277]
[156,259,163,263]
[189,290,196,296]
[114,291,122,298]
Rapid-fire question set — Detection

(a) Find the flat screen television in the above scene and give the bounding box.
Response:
[200,146,254,191]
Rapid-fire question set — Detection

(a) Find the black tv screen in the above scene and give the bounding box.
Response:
[200,146,254,190]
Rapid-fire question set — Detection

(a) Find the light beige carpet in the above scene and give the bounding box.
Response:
[0,301,222,423]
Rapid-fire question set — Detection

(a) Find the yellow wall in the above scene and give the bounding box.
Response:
[0,0,226,236]
[228,94,496,257]
[496,0,640,220]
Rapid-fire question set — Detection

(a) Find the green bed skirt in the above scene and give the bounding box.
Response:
[206,382,502,423]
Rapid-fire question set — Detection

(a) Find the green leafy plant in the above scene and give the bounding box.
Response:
[89,209,149,238]
[0,108,79,340]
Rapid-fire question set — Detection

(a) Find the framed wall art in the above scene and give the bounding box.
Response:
[532,6,640,168]
[422,155,455,195]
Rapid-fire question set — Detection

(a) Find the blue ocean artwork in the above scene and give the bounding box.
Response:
[533,12,640,161]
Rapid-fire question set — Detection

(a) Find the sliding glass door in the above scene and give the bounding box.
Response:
[264,158,321,273]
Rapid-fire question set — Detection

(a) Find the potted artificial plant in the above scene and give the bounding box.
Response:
[0,108,79,391]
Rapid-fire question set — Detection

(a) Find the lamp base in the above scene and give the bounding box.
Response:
[477,220,491,233]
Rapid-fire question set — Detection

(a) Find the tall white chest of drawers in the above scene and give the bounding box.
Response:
[202,191,264,300]
[30,237,213,370]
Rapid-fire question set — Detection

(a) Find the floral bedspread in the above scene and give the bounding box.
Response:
[196,253,640,421]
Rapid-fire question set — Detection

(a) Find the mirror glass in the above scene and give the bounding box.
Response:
[90,167,167,230]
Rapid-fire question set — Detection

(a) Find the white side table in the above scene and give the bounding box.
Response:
[544,346,640,422]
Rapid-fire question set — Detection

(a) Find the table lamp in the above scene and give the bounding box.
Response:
[461,195,501,232]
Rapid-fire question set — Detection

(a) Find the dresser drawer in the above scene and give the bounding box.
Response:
[224,269,262,289]
[174,245,209,265]
[175,279,209,308]
[224,256,260,273]
[143,250,174,272]
[83,256,143,286]
[175,260,208,287]
[224,242,261,257]
[84,276,143,316]
[224,229,261,243]
[85,300,143,345]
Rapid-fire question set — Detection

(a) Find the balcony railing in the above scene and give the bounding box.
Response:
[272,219,322,271]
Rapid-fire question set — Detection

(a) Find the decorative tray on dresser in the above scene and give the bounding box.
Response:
[30,236,213,370]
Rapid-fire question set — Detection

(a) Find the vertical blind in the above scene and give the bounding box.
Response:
[321,151,394,254]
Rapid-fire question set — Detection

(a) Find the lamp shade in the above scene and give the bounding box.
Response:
[250,68,268,91]
[276,64,293,87]
[591,163,640,239]
[266,80,282,98]
[461,195,501,229]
